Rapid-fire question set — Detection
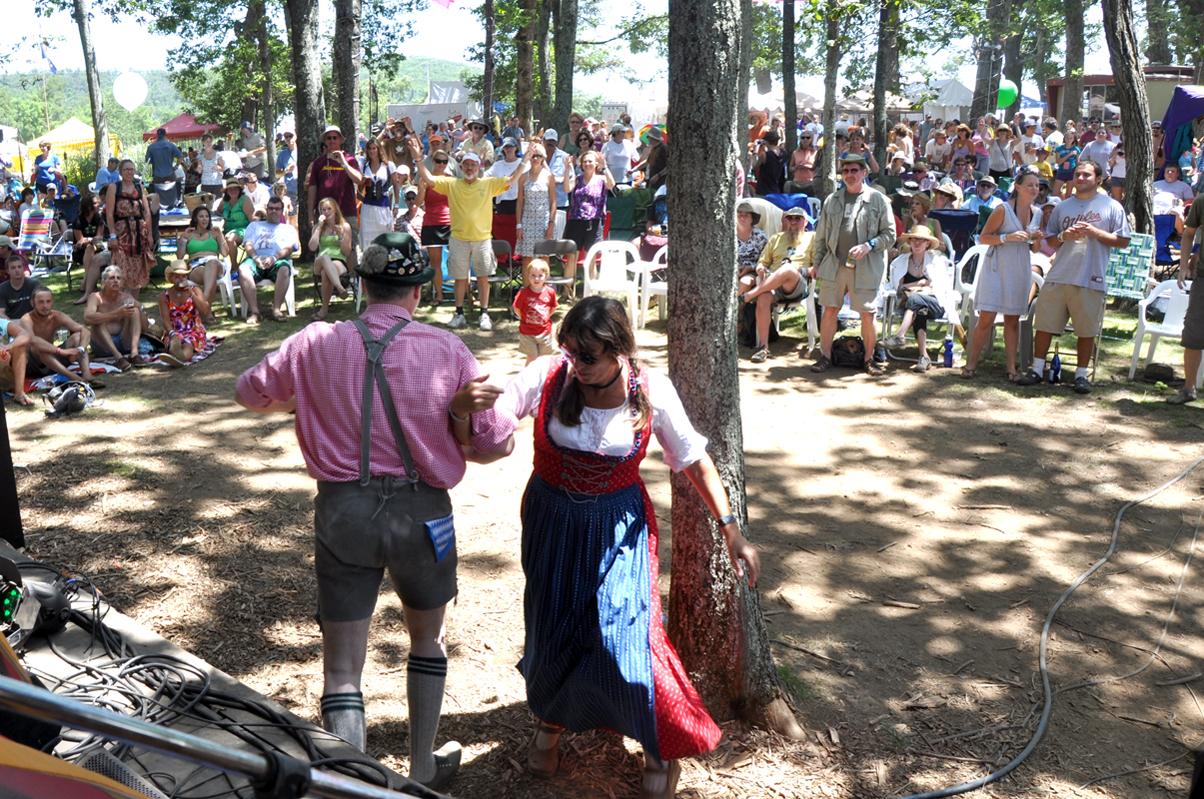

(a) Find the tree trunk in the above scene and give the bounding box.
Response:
[516,0,536,139]
[739,0,754,187]
[820,11,839,198]
[240,1,265,130]
[535,0,552,127]
[1033,22,1049,104]
[782,0,796,153]
[483,0,495,124]
[1102,0,1153,234]
[552,0,577,132]
[334,0,362,147]
[1144,0,1172,64]
[872,0,900,177]
[259,7,276,178]
[72,0,110,172]
[1062,0,1085,124]
[284,0,326,249]
[667,0,803,740]
[971,0,1009,121]
[1002,23,1023,120]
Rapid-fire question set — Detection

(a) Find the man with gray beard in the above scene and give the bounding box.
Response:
[738,206,815,363]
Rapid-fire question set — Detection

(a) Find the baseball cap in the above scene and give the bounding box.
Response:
[323,124,342,137]
[501,137,519,149]
[543,128,559,141]
[461,152,481,164]
[241,121,253,130]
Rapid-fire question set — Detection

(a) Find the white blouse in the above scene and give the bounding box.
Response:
[500,356,709,473]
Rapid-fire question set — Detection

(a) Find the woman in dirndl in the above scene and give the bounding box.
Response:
[103,159,156,294]
[490,296,760,799]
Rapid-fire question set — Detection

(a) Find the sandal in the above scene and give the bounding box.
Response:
[1005,371,1021,383]
[864,360,885,376]
[270,309,287,322]
[960,366,976,379]
[12,395,34,407]
[311,309,328,322]
[335,284,349,299]
[203,314,218,326]
[114,357,132,373]
[810,355,832,373]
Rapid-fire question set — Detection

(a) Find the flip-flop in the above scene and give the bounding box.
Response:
[1006,371,1021,383]
[960,367,976,379]
[158,353,186,368]
[12,395,34,407]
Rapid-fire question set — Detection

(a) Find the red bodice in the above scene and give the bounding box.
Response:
[532,359,650,495]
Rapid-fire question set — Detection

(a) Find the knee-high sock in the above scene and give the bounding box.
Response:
[407,654,448,783]
[320,691,366,752]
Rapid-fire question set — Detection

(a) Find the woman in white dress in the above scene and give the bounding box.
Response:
[964,170,1043,381]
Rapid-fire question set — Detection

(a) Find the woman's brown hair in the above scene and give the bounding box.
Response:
[555,296,652,430]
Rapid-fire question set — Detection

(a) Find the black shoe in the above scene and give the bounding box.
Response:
[1073,376,1092,394]
[1015,369,1043,386]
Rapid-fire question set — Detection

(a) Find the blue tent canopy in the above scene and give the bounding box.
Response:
[1159,85,1204,178]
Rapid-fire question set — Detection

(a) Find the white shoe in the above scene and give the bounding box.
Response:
[478,312,492,331]
[448,313,467,329]
[915,354,931,372]
[884,333,906,348]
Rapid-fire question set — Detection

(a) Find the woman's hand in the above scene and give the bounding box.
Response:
[724,526,760,587]
[1006,231,1029,243]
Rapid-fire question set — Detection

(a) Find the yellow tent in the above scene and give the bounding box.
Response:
[32,117,122,164]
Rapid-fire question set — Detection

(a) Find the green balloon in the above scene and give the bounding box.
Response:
[997,79,1019,108]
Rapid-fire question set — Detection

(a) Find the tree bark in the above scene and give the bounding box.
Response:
[239,1,265,130]
[483,0,495,124]
[284,0,326,249]
[820,11,839,198]
[782,0,796,153]
[971,0,1009,121]
[1102,0,1153,234]
[552,0,577,132]
[259,6,276,177]
[872,0,900,177]
[334,0,362,147]
[1144,0,1172,64]
[1062,0,1085,125]
[535,0,552,127]
[667,0,803,740]
[1002,22,1023,120]
[72,0,110,172]
[516,0,536,139]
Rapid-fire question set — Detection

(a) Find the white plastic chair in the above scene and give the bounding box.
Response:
[582,240,641,327]
[1130,279,1201,386]
[806,196,821,221]
[954,244,988,323]
[637,245,668,328]
[216,263,239,316]
[230,258,297,317]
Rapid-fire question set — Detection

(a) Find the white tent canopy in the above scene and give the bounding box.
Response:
[923,79,974,123]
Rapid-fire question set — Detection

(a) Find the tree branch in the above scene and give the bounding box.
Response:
[576,14,667,46]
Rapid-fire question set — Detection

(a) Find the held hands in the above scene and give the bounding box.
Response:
[450,374,506,418]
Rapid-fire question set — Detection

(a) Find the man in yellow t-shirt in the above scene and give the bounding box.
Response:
[410,137,530,330]
[738,206,816,362]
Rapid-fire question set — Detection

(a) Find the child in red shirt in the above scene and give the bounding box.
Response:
[512,259,558,363]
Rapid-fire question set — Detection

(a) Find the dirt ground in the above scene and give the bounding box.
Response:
[9,289,1204,799]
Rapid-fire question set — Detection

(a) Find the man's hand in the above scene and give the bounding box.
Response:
[450,374,505,418]
[849,243,872,260]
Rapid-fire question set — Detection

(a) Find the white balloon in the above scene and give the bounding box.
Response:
[113,72,148,112]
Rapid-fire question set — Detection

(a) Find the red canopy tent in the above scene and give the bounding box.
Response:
[142,113,221,142]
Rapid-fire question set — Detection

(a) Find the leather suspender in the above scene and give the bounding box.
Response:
[352,318,419,488]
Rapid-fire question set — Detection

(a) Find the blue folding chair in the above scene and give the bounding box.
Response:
[1154,214,1180,273]
[764,193,815,230]
[930,209,978,261]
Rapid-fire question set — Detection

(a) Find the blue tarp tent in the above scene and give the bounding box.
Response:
[1159,85,1204,179]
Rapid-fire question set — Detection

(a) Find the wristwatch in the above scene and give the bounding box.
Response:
[717,514,737,527]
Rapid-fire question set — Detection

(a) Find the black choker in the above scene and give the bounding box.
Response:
[589,367,623,391]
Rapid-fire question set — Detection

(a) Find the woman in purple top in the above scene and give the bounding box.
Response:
[563,150,616,262]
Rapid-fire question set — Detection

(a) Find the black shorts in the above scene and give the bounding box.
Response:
[421,224,451,247]
[313,478,457,621]
[564,217,603,254]
[26,350,63,378]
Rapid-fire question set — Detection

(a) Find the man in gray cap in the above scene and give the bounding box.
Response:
[810,153,895,375]
[237,121,268,180]
[235,231,515,791]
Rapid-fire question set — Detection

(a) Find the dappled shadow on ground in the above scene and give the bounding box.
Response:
[10,286,1204,798]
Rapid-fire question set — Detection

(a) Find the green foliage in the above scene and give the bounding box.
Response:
[60,149,96,190]
[360,0,423,77]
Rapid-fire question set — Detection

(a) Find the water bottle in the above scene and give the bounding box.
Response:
[1049,343,1062,384]
[943,335,954,368]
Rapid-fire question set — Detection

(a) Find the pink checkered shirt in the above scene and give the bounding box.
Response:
[236,304,515,486]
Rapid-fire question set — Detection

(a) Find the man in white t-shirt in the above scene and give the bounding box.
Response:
[600,124,639,184]
[1042,118,1064,149]
[243,172,271,211]
[237,197,299,324]
[1017,160,1131,394]
[924,131,952,171]
[1018,120,1045,167]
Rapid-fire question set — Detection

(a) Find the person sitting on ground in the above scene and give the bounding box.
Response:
[882,226,957,372]
[309,197,354,322]
[0,314,32,406]
[158,260,210,367]
[740,206,815,364]
[85,264,147,371]
[512,258,558,364]
[238,196,299,324]
[71,195,109,306]
[20,286,103,389]
[0,255,43,319]
[736,200,769,295]
[176,205,228,322]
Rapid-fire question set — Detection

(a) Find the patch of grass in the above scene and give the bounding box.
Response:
[777,664,814,703]
[104,458,142,479]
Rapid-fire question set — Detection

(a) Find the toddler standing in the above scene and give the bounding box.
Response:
[512,259,558,363]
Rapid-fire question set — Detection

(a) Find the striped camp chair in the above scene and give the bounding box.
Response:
[17,207,71,276]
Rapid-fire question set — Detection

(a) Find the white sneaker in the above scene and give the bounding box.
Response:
[448,313,467,329]
[884,333,906,348]
[915,354,931,372]
[478,312,492,331]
